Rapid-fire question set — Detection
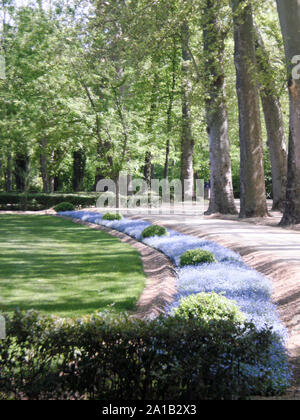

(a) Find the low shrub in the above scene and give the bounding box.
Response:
[173,292,246,324]
[0,310,289,400]
[180,249,217,267]
[102,212,123,221]
[54,202,75,212]
[142,225,168,239]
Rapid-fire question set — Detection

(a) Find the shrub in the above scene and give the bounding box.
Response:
[0,310,290,400]
[172,292,246,324]
[54,202,75,212]
[102,212,123,221]
[180,249,217,267]
[142,225,168,239]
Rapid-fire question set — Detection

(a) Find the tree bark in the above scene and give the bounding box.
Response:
[181,20,194,200]
[5,152,12,192]
[203,0,237,215]
[164,39,177,180]
[72,149,86,192]
[14,152,29,192]
[40,138,49,193]
[254,27,288,212]
[276,0,300,225]
[232,0,268,218]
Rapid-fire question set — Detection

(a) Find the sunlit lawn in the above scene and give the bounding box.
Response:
[0,215,146,317]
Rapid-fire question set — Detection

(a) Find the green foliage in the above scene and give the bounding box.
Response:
[142,225,168,239]
[54,202,75,212]
[102,213,123,221]
[180,249,217,267]
[173,292,246,324]
[0,309,284,400]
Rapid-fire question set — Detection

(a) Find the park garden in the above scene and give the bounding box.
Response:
[0,0,300,401]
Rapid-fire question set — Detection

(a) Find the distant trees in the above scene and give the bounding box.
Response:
[1,0,297,224]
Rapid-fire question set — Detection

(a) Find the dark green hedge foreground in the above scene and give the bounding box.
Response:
[0,310,288,400]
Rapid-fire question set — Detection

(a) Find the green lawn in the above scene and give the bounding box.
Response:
[0,215,146,317]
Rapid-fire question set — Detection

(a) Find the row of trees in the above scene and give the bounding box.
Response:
[0,0,299,225]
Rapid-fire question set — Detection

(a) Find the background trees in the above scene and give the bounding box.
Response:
[0,0,297,224]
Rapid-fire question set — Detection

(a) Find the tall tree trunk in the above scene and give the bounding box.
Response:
[276,0,300,225]
[40,138,49,193]
[232,0,268,218]
[164,39,177,180]
[5,152,12,192]
[203,0,237,215]
[144,74,158,187]
[72,149,86,192]
[14,152,29,192]
[254,27,288,212]
[181,20,194,200]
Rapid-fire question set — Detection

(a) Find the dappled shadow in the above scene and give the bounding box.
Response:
[0,215,146,317]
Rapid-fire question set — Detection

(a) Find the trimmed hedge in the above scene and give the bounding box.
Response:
[0,310,289,400]
[173,292,246,324]
[180,249,217,267]
[102,212,123,221]
[142,225,168,239]
[54,202,75,212]
[0,193,97,211]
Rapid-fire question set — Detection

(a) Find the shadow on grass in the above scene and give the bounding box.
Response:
[0,215,146,317]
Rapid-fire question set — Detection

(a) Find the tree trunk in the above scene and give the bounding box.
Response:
[14,152,29,192]
[144,74,158,187]
[181,20,194,200]
[276,0,300,225]
[232,0,268,218]
[40,138,49,193]
[144,151,152,188]
[254,27,288,212]
[203,0,237,215]
[5,152,12,192]
[164,39,177,180]
[72,149,86,192]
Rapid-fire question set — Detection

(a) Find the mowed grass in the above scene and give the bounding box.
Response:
[0,215,146,317]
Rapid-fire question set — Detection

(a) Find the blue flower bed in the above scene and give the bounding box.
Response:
[60,210,292,393]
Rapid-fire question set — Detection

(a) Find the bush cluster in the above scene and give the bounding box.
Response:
[102,212,123,221]
[180,249,217,267]
[0,193,97,211]
[54,202,75,212]
[0,310,285,400]
[173,292,246,324]
[142,225,168,239]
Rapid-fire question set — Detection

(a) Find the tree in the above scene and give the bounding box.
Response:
[180,19,194,200]
[232,0,268,218]
[254,26,287,212]
[202,0,237,215]
[276,0,300,225]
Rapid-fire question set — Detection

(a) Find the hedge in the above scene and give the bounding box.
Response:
[0,193,97,211]
[0,310,285,400]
